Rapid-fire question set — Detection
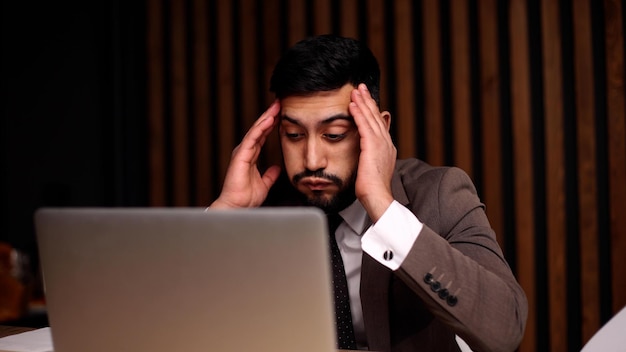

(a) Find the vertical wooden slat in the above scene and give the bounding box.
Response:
[339,0,359,39]
[287,0,306,46]
[171,0,189,206]
[147,0,166,206]
[216,1,236,183]
[450,0,473,176]
[261,0,283,168]
[603,0,626,314]
[240,0,260,131]
[572,0,601,344]
[422,0,445,166]
[509,1,536,351]
[262,0,281,106]
[477,0,505,250]
[541,0,568,350]
[393,0,416,159]
[366,0,388,110]
[313,0,332,35]
[193,0,212,206]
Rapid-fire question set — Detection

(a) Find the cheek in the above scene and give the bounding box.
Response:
[279,141,301,176]
[338,138,360,162]
[329,144,359,173]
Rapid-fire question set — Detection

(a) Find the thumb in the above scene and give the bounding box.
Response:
[261,165,282,188]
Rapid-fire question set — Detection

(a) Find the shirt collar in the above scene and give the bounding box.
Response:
[338,199,371,236]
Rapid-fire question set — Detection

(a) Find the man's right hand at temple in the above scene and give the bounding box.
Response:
[209,100,282,209]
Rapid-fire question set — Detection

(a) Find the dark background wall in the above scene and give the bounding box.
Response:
[2,1,148,255]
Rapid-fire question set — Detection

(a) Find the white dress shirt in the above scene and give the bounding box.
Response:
[335,200,422,349]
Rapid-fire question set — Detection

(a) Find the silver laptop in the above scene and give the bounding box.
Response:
[35,207,336,352]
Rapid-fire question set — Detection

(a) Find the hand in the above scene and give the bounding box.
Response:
[349,83,397,222]
[210,101,282,208]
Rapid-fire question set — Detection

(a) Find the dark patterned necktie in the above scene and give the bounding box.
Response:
[327,213,357,350]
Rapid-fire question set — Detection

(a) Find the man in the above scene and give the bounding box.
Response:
[210,35,527,352]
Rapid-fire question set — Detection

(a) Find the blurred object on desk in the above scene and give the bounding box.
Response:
[0,242,31,323]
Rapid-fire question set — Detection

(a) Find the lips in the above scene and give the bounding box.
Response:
[300,178,334,190]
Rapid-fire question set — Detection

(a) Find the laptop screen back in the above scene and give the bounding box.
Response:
[35,207,336,352]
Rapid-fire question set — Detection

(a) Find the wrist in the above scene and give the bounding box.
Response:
[359,193,394,223]
[209,198,235,209]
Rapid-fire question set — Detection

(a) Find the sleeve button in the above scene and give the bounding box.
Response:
[430,281,442,292]
[446,295,458,307]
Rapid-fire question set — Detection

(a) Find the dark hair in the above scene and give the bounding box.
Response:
[269,34,381,105]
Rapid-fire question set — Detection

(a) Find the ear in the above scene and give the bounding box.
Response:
[381,110,392,131]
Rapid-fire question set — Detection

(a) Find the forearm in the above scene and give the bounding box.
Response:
[396,227,527,352]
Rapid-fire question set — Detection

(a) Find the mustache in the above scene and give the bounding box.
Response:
[292,169,344,187]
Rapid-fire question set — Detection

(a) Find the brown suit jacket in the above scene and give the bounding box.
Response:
[265,158,528,352]
[360,159,527,352]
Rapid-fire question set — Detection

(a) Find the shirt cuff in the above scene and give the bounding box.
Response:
[361,200,423,270]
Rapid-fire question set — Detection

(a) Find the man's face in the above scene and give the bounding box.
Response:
[279,84,360,213]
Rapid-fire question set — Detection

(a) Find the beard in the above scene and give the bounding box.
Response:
[291,168,357,214]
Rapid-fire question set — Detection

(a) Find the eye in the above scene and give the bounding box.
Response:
[284,132,304,140]
[323,133,346,142]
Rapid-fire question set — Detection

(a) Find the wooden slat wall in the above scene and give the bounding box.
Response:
[422,0,445,166]
[573,0,601,342]
[541,0,568,350]
[478,0,506,254]
[509,1,536,350]
[192,0,212,207]
[145,0,626,351]
[393,0,417,158]
[171,0,190,206]
[450,0,473,177]
[146,0,166,206]
[604,0,626,316]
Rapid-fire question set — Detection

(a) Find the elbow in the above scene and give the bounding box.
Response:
[468,292,529,352]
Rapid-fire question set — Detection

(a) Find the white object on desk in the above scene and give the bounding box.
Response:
[0,327,53,352]
[581,306,626,352]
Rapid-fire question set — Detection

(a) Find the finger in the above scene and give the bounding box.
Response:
[350,90,383,134]
[244,126,272,164]
[350,88,376,122]
[252,100,280,127]
[261,165,282,188]
[356,84,382,120]
[355,84,389,133]
[243,101,279,147]
[253,110,281,156]
[239,101,280,152]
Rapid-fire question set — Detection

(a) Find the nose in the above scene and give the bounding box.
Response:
[304,137,327,171]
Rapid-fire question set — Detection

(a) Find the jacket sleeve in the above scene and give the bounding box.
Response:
[392,166,528,352]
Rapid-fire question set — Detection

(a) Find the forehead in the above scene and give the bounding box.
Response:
[279,84,354,123]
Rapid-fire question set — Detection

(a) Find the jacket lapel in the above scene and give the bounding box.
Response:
[361,253,392,351]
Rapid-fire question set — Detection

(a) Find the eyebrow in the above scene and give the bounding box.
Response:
[281,114,354,126]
